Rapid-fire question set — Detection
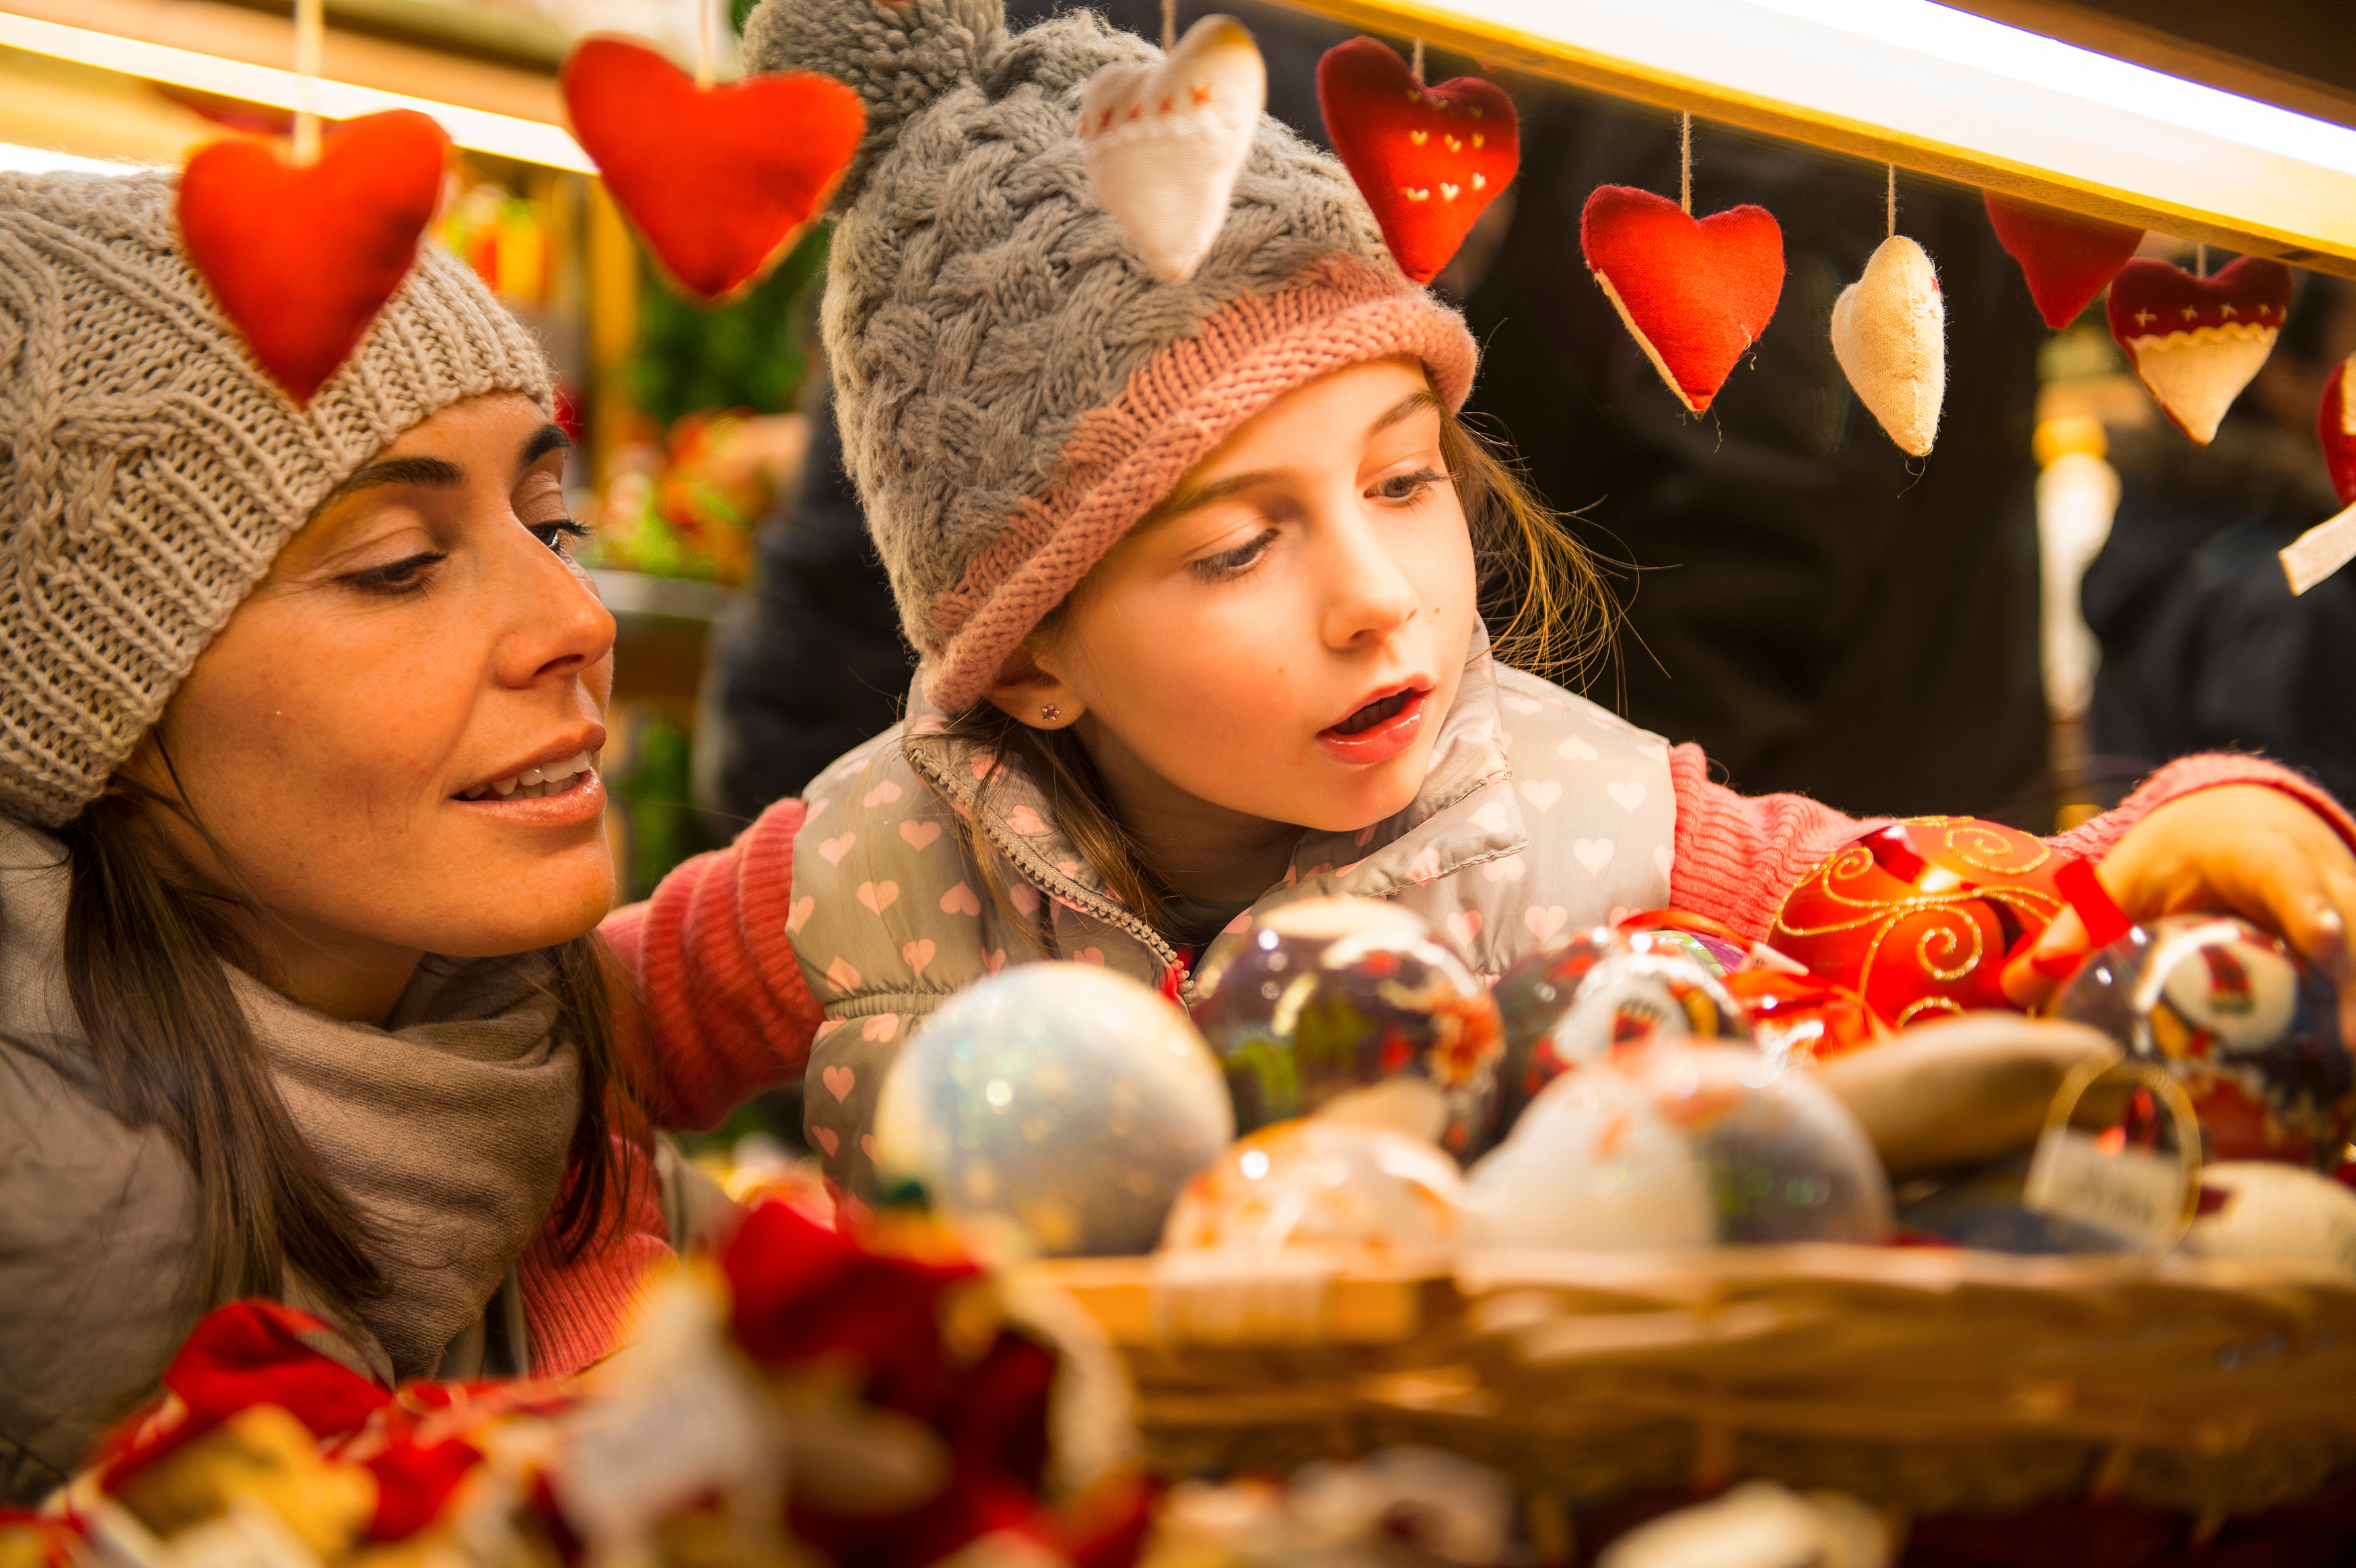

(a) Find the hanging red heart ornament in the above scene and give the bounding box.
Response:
[1317,36,1518,285]
[1581,184,1784,414]
[562,37,864,306]
[177,110,448,404]
[1982,192,2143,330]
[2107,255,2293,443]
[2322,354,2356,507]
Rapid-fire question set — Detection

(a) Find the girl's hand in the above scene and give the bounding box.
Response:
[2001,785,2356,1042]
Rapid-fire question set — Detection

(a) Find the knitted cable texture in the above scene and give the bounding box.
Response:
[0,171,552,826]
[742,0,1477,712]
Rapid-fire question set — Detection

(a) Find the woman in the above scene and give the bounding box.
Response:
[0,172,764,1502]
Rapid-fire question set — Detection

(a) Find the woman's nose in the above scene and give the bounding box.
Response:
[497,534,617,688]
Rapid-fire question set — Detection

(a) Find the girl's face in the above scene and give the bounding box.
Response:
[132,393,615,1013]
[1014,357,1480,835]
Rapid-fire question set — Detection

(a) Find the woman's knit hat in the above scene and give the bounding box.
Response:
[0,170,552,828]
[742,0,1478,711]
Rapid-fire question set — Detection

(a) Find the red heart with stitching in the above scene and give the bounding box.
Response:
[178,111,448,404]
[1318,37,1518,285]
[1983,192,2143,330]
[2323,355,2356,507]
[1580,184,1784,414]
[563,38,864,306]
[2107,256,2293,441]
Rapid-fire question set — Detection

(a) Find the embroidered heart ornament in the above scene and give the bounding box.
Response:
[1581,184,1785,414]
[177,110,448,404]
[1317,36,1518,285]
[562,36,863,305]
[1830,234,1945,458]
[2107,255,2293,443]
[1983,192,2143,329]
[1080,15,1266,283]
[2322,353,2356,507]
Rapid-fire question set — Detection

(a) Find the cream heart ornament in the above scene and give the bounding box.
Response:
[1830,234,1945,458]
[1080,15,1267,283]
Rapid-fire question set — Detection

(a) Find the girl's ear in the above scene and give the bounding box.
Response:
[982,641,1085,732]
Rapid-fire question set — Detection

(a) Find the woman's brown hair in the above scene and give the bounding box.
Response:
[51,769,633,1316]
[907,398,1617,939]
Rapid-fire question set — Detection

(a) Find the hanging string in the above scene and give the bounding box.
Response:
[1885,164,1896,239]
[2195,243,2209,279]
[693,0,716,88]
[1410,37,1425,85]
[292,0,323,164]
[1679,111,1692,216]
[1162,0,1176,52]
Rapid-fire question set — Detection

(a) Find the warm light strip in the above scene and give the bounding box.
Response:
[0,139,145,174]
[0,11,594,172]
[1286,0,2356,266]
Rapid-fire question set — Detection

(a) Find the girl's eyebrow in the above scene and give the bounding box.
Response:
[1144,390,1441,528]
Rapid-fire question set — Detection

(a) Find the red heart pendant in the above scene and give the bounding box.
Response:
[177,110,448,404]
[1317,38,1518,285]
[1983,192,2143,330]
[2323,355,2356,507]
[563,38,864,306]
[2107,256,2292,443]
[1580,184,1783,414]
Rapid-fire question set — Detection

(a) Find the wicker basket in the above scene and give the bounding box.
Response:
[1023,1246,2356,1528]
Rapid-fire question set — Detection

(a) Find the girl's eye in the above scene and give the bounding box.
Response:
[341,551,446,596]
[1372,466,1446,503]
[1191,527,1278,582]
[530,518,591,555]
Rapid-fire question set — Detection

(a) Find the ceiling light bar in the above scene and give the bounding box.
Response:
[0,11,594,173]
[1284,0,2356,273]
[0,139,146,175]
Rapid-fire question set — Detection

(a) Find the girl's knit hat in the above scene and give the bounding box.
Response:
[0,170,552,828]
[743,0,1478,711]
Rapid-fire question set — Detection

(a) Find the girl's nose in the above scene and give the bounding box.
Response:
[1317,518,1420,651]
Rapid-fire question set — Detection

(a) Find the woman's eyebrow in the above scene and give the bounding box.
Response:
[519,422,571,470]
[321,455,465,507]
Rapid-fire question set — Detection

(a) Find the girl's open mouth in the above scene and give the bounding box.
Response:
[1318,686,1429,765]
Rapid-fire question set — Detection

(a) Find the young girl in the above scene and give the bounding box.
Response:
[611,0,2356,1198]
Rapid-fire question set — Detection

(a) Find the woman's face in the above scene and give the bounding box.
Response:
[135,393,615,1004]
[1012,357,1480,835]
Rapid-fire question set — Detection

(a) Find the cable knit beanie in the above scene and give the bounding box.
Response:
[0,170,553,828]
[742,0,1478,711]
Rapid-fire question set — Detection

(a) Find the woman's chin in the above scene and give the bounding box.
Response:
[425,845,615,957]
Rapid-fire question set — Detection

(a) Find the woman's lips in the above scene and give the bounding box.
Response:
[451,766,606,827]
[1318,688,1428,765]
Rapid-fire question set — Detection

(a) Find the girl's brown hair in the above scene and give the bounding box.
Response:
[52,771,632,1317]
[907,398,1616,939]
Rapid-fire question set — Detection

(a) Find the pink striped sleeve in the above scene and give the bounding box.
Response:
[599,797,825,1132]
[1667,746,2356,943]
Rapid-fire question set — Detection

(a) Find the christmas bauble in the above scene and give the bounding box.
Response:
[1466,1061,1714,1249]
[1160,1118,1465,1256]
[1492,927,1751,1136]
[2053,915,2355,1169]
[872,963,1233,1256]
[1772,819,2075,1027]
[1193,897,1505,1160]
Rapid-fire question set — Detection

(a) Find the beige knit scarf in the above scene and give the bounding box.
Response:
[0,818,580,1382]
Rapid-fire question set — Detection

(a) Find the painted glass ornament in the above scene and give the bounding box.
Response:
[1491,926,1750,1136]
[1160,1118,1465,1258]
[871,963,1233,1256]
[1193,897,1505,1160]
[2054,915,2354,1169]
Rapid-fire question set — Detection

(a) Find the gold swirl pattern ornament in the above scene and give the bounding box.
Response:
[1770,819,2068,1028]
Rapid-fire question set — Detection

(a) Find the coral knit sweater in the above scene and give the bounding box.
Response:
[545,750,2353,1370]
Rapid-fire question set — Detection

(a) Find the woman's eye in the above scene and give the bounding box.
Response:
[341,551,446,596]
[1191,528,1278,581]
[1373,467,1445,503]
[530,519,592,555]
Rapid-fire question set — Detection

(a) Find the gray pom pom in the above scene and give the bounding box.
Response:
[742,0,1008,207]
